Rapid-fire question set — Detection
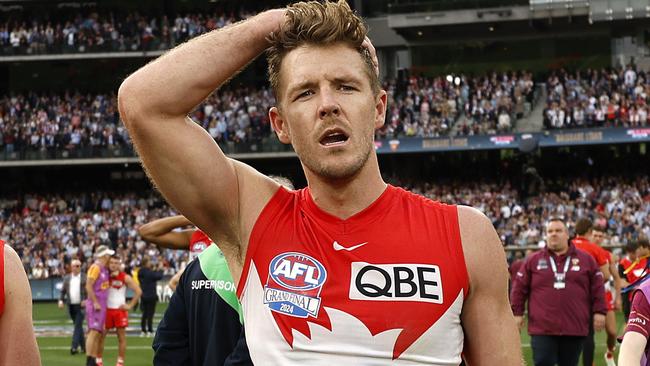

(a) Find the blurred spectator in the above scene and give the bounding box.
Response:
[0,191,186,279]
[377,71,533,139]
[1,174,648,278]
[544,66,650,129]
[0,10,254,55]
[138,256,163,337]
[0,88,275,157]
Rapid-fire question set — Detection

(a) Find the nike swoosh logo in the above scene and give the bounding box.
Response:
[333,241,368,251]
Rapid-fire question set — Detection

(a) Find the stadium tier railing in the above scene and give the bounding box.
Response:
[385,0,528,14]
[0,138,296,162]
[2,126,650,163]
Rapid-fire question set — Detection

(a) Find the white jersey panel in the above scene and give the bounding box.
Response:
[241,261,465,365]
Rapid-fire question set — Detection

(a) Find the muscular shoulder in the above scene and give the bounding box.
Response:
[457,206,507,293]
[3,245,22,278]
[457,206,501,255]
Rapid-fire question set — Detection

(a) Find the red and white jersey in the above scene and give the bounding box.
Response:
[237,186,469,365]
[107,271,127,310]
[189,230,212,261]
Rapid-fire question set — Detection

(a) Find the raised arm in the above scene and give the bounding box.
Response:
[0,245,41,366]
[457,206,523,365]
[117,10,285,258]
[138,215,195,250]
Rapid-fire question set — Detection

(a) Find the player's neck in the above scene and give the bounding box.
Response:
[305,157,386,220]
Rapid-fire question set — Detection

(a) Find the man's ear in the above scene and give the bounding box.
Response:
[270,106,291,144]
[374,90,388,130]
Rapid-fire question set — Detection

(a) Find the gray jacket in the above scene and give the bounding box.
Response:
[59,273,87,305]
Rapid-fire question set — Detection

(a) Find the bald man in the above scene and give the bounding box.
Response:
[59,259,88,354]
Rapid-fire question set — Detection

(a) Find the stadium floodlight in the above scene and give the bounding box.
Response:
[446,75,453,83]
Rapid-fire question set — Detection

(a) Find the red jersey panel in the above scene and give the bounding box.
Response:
[572,236,610,266]
[624,257,649,284]
[0,240,4,318]
[238,186,469,365]
[189,230,212,261]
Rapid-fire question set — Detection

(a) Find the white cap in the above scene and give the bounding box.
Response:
[95,245,115,258]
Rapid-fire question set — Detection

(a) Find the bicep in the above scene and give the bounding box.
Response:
[126,115,277,249]
[126,115,239,238]
[457,206,522,365]
[0,246,41,366]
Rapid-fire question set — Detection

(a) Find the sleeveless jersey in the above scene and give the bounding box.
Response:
[572,236,610,267]
[87,263,110,303]
[0,241,5,318]
[107,271,127,309]
[237,185,470,365]
[189,230,213,261]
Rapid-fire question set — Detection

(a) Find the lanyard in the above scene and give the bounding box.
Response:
[549,254,571,283]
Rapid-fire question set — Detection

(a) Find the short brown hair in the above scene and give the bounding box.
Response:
[574,218,592,236]
[592,224,606,233]
[266,0,380,101]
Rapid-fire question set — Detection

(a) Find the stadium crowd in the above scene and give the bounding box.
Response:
[0,10,252,54]
[544,66,650,129]
[378,71,533,138]
[395,174,649,249]
[4,67,650,159]
[0,89,275,156]
[1,72,535,157]
[1,174,648,278]
[0,191,184,280]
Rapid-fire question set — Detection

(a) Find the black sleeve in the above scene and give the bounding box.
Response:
[224,327,253,366]
[153,270,164,281]
[152,269,190,366]
[59,277,68,302]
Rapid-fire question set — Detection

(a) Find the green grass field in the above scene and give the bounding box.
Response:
[35,302,624,365]
[35,302,167,366]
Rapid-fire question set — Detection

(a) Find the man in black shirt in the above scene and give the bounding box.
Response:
[152,244,251,366]
[138,256,164,337]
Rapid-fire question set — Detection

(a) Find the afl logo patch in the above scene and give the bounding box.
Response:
[264,252,327,318]
[191,241,208,253]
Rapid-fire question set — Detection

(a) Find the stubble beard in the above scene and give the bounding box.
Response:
[297,136,373,181]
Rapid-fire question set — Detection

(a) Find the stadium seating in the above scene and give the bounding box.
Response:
[2,174,647,278]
